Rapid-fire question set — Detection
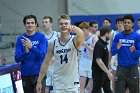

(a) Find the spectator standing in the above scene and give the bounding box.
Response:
[15,15,48,93]
[111,14,140,93]
[92,26,113,93]
[79,22,98,93]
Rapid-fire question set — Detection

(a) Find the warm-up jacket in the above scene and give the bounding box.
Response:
[111,31,140,67]
[15,32,48,76]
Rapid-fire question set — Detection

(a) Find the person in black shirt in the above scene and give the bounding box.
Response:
[92,26,113,93]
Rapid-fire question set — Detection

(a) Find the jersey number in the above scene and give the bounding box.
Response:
[84,44,90,53]
[84,48,86,53]
[60,54,68,64]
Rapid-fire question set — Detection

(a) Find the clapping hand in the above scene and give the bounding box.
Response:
[117,41,122,49]
[22,36,32,49]
[130,45,135,52]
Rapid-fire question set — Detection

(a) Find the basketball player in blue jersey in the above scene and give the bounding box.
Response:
[36,14,85,93]
[15,15,48,93]
[42,16,59,93]
[79,22,98,93]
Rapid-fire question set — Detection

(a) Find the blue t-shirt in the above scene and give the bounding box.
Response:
[15,32,48,76]
[111,31,140,67]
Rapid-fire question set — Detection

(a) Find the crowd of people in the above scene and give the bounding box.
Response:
[12,14,140,93]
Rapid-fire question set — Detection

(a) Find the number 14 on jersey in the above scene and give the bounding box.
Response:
[60,54,68,64]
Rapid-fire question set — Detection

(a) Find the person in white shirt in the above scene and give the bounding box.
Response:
[110,16,124,92]
[36,14,85,93]
[79,22,98,93]
[41,16,59,93]
[136,18,140,34]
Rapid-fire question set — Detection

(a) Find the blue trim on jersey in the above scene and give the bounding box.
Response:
[91,35,95,43]
[53,39,56,53]
[58,35,72,46]
[85,34,95,45]
[47,31,54,40]
[85,34,94,41]
[72,37,81,52]
[56,32,59,37]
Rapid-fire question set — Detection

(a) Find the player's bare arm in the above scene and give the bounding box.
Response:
[73,26,85,50]
[36,41,54,93]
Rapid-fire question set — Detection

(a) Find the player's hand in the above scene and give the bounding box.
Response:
[36,82,42,93]
[69,25,74,32]
[25,47,29,53]
[82,41,86,46]
[117,41,122,49]
[130,45,135,52]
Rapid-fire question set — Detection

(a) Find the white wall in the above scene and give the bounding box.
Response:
[68,0,140,15]
[0,0,67,41]
[0,0,67,64]
[0,0,140,41]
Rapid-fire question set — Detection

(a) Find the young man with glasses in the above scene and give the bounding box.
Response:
[89,20,100,37]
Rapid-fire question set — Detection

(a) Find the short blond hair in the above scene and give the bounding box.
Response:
[58,14,71,21]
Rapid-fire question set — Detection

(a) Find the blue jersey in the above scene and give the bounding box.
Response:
[111,31,140,67]
[15,32,48,76]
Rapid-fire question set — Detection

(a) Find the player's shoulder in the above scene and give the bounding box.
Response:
[48,40,55,51]
[54,31,60,37]
[53,31,58,35]
[17,33,26,40]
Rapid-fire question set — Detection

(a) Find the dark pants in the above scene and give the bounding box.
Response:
[115,65,139,93]
[92,71,112,93]
[22,75,46,93]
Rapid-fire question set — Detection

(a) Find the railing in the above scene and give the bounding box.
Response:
[0,63,24,93]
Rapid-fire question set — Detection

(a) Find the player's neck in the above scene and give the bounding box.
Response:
[117,28,124,32]
[44,28,53,35]
[85,32,92,40]
[60,34,70,43]
[91,30,97,34]
[124,29,132,34]
[26,30,36,36]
